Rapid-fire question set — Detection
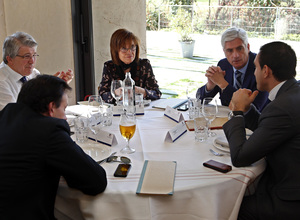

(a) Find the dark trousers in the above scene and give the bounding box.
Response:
[238,195,258,220]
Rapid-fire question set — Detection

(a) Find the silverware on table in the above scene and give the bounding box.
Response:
[209,148,229,157]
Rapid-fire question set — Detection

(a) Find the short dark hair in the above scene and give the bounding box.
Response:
[258,41,297,82]
[110,28,140,65]
[17,75,72,114]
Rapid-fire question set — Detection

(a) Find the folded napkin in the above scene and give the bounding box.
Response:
[215,136,229,148]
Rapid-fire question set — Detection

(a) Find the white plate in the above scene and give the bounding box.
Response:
[80,144,111,161]
[77,101,89,105]
[78,101,114,108]
[213,137,230,153]
[66,115,76,127]
[118,100,151,106]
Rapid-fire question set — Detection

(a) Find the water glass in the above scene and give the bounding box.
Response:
[135,93,143,106]
[99,105,112,126]
[188,98,201,120]
[74,116,88,143]
[194,115,208,142]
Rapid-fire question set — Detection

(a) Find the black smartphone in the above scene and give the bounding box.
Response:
[114,164,131,177]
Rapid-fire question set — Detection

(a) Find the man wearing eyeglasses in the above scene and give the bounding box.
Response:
[0,31,73,110]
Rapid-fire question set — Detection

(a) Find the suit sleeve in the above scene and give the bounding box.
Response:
[223,103,295,167]
[45,121,107,195]
[196,85,219,101]
[196,59,236,106]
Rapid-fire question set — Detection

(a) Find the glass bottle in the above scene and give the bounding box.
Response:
[122,72,136,114]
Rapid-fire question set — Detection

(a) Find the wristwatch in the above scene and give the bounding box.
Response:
[229,111,244,119]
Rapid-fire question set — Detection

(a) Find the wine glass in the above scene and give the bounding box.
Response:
[186,82,197,99]
[87,95,103,145]
[119,112,136,154]
[111,80,123,105]
[202,97,218,137]
[88,95,103,107]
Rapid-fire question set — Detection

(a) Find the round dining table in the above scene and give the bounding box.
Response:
[55,99,266,220]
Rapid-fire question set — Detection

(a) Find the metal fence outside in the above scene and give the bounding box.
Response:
[148,4,300,40]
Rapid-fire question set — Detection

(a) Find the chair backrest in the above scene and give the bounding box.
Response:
[83,95,91,101]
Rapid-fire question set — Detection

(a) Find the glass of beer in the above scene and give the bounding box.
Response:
[119,112,136,154]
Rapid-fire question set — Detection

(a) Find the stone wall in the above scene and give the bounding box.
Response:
[0,0,75,103]
[92,0,147,94]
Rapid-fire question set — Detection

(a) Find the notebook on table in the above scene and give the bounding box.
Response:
[136,160,177,195]
[152,98,188,110]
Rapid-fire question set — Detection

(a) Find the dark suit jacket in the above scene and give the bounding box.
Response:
[0,103,107,220]
[196,52,269,111]
[223,79,300,219]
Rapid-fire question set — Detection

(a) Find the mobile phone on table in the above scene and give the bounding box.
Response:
[203,160,232,173]
[114,164,131,177]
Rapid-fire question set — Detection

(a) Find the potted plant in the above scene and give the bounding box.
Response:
[178,27,195,58]
[169,7,195,58]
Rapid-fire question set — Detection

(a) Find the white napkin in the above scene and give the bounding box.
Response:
[215,136,229,148]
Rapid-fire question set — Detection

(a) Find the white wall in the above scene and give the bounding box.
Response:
[92,0,147,94]
[0,0,75,104]
[0,0,147,103]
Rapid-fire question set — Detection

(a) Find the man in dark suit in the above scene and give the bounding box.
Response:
[223,41,300,219]
[0,75,107,220]
[196,27,268,111]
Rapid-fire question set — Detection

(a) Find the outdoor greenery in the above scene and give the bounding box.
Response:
[146,0,300,98]
[146,0,300,41]
[169,7,194,41]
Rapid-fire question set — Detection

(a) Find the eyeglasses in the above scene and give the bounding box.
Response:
[16,54,39,60]
[120,45,137,53]
[106,156,131,164]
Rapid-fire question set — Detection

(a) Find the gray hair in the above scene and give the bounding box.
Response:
[3,32,38,64]
[221,27,248,49]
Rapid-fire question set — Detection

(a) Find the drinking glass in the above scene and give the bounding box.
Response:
[202,97,218,137]
[111,80,123,105]
[119,112,136,154]
[88,95,103,145]
[186,82,197,99]
[88,95,103,107]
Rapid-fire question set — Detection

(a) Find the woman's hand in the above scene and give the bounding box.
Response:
[135,86,146,98]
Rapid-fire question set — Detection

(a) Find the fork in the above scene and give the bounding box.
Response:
[209,148,229,156]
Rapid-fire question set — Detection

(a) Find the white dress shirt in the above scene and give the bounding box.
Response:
[268,80,286,101]
[0,62,40,110]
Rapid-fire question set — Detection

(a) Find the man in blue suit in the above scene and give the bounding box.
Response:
[196,27,268,111]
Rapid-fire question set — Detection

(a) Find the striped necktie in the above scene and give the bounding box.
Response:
[20,76,27,84]
[235,71,242,89]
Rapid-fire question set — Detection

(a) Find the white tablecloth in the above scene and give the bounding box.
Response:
[56,101,265,220]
